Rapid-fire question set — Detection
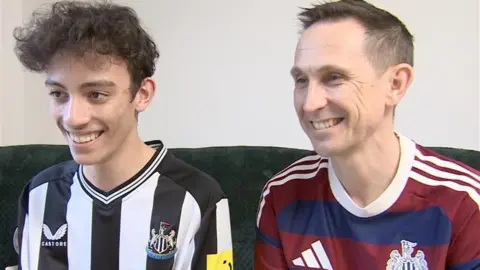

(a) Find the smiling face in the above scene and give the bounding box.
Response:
[292,19,399,157]
[45,53,150,165]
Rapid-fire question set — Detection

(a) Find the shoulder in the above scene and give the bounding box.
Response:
[18,160,77,213]
[25,159,78,192]
[259,152,327,202]
[256,152,326,225]
[159,151,225,213]
[409,144,480,213]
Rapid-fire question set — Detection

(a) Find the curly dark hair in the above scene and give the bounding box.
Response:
[13,0,160,94]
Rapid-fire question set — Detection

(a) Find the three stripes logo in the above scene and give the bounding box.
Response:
[292,240,333,269]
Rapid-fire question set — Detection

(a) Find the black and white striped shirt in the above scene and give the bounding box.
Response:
[15,140,233,270]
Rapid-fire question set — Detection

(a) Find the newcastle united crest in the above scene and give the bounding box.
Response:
[146,221,177,260]
[387,240,428,270]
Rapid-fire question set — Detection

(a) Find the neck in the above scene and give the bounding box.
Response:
[331,128,401,208]
[83,132,156,192]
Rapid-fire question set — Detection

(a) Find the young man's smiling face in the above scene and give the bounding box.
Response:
[45,53,150,165]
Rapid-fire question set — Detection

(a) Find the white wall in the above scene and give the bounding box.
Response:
[1,0,479,151]
[1,0,26,146]
[0,0,3,145]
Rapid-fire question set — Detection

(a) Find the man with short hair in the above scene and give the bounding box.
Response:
[255,0,480,269]
[13,1,233,269]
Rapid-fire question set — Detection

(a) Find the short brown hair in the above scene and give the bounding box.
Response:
[13,0,159,95]
[298,0,414,73]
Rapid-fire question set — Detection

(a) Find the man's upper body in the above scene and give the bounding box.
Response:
[255,133,480,269]
[12,1,233,269]
[255,0,480,269]
[16,140,233,270]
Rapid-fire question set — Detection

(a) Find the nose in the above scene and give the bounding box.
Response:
[303,82,328,113]
[63,97,90,128]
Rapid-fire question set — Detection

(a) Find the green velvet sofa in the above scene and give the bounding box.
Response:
[1,144,480,269]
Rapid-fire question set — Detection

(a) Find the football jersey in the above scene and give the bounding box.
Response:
[15,140,233,270]
[255,134,480,269]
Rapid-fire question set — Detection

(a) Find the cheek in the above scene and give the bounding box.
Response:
[50,103,64,120]
[293,89,305,112]
[328,85,358,111]
[106,102,136,126]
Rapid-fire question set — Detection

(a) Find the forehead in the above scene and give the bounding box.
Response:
[46,53,130,87]
[294,19,369,72]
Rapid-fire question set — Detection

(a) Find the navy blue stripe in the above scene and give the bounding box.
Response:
[448,258,480,270]
[277,200,452,245]
[256,227,281,248]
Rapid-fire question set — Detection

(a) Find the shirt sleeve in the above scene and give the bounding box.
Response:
[192,197,234,270]
[17,185,30,270]
[447,197,480,270]
[254,188,288,269]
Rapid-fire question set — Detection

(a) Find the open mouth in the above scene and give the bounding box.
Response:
[310,118,343,130]
[67,131,104,144]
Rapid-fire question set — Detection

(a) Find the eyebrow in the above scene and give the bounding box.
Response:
[290,65,351,77]
[44,79,117,89]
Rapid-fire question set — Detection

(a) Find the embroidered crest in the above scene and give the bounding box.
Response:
[42,224,68,247]
[146,221,177,260]
[387,240,428,270]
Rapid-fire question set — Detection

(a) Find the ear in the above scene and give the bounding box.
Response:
[133,77,156,113]
[386,63,414,107]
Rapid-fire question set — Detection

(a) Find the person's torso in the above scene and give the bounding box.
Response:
[22,142,207,270]
[277,197,450,269]
[270,134,476,270]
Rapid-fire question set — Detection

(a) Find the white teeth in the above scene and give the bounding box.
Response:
[311,118,342,130]
[68,132,101,144]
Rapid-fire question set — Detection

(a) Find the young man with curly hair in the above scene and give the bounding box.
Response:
[255,0,480,269]
[12,1,233,269]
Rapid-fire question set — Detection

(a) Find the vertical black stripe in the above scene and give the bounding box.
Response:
[192,204,218,270]
[38,180,72,270]
[146,176,186,270]
[90,201,121,270]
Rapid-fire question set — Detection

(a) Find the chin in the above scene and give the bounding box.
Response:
[312,144,335,158]
[309,138,344,158]
[69,150,103,166]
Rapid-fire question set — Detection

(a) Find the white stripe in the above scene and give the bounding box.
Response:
[302,248,320,268]
[413,160,480,190]
[27,183,48,270]
[411,170,480,209]
[67,176,93,270]
[20,214,30,270]
[415,150,480,182]
[215,198,232,252]
[80,146,166,204]
[256,161,325,226]
[172,192,201,270]
[292,257,305,267]
[312,240,333,270]
[80,146,167,204]
[261,155,322,191]
[257,155,322,211]
[118,173,159,270]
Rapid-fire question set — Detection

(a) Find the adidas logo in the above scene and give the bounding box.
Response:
[292,240,333,269]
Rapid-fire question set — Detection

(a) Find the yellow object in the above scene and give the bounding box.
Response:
[206,250,234,270]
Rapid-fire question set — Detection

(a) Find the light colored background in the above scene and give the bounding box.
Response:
[1,0,479,150]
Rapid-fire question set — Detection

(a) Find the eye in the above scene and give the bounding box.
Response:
[325,72,343,82]
[322,72,345,87]
[294,76,309,88]
[89,91,107,101]
[49,90,68,100]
